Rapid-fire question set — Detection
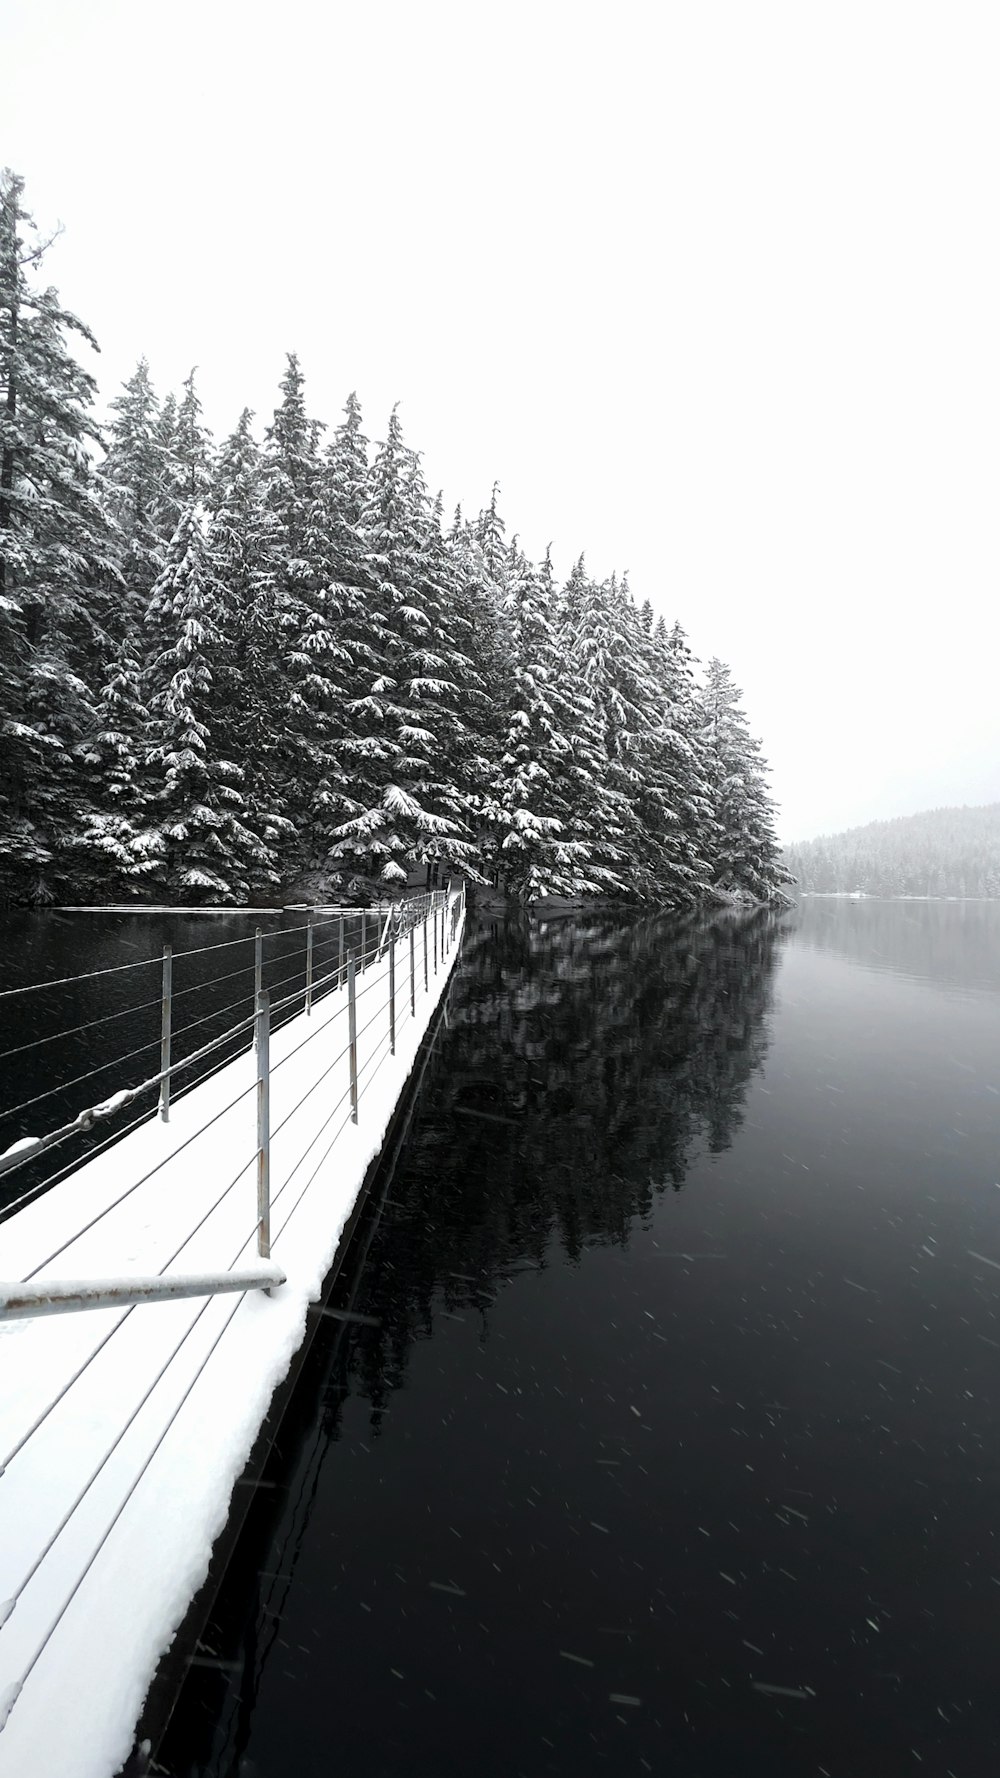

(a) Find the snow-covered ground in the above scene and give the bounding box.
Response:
[0,892,464,1778]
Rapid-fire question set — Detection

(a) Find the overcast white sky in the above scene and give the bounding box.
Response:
[4,0,998,843]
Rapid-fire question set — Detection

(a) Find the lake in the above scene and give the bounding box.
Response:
[4,898,1000,1776]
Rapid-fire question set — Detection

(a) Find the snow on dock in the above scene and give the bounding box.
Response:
[0,888,464,1778]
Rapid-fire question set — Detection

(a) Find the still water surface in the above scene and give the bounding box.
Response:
[6,900,1000,1776]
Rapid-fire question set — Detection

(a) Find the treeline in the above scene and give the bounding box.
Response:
[1,171,788,909]
[783,803,1000,898]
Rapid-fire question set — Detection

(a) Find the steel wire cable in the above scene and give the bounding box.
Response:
[0,1033,163,1126]
[21,1077,259,1282]
[259,1079,354,1213]
[168,988,261,1048]
[0,1135,259,1472]
[0,912,353,1005]
[268,1038,354,1143]
[355,1027,393,1090]
[0,1102,157,1228]
[0,954,163,1001]
[3,1285,249,1727]
[0,994,166,1066]
[166,958,256,1003]
[267,1100,358,1243]
[0,1008,263,1181]
[267,998,348,1078]
[353,995,394,1048]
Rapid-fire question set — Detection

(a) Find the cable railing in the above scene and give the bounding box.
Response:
[0,882,466,1748]
[0,896,448,1214]
[0,884,465,1301]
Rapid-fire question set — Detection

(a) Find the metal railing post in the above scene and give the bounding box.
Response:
[256,990,271,1262]
[338,913,345,986]
[348,951,359,1122]
[361,909,367,973]
[423,912,429,991]
[388,928,396,1055]
[410,924,416,1017]
[305,920,313,1015]
[158,945,172,1122]
[433,902,438,974]
[254,928,263,1044]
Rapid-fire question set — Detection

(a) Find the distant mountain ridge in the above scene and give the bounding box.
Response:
[783,802,1000,898]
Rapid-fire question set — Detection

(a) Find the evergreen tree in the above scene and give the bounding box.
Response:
[483,544,594,898]
[476,480,507,583]
[100,357,164,601]
[174,367,213,504]
[151,390,181,544]
[0,169,116,900]
[136,504,270,899]
[697,658,786,901]
[260,354,359,879]
[207,408,291,881]
[330,409,478,889]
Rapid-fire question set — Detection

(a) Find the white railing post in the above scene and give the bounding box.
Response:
[348,951,359,1122]
[338,912,345,987]
[388,927,396,1055]
[361,909,367,973]
[158,944,172,1122]
[423,910,429,991]
[433,900,438,974]
[256,989,271,1261]
[305,919,313,1015]
[410,924,416,1017]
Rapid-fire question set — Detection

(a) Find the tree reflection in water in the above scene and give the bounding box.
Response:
[350,906,788,1435]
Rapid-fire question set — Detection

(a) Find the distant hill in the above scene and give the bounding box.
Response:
[783,803,1000,898]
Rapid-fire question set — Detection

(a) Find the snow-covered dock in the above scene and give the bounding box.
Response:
[0,886,465,1778]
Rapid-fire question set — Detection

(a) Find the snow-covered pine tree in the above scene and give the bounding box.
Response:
[626,611,714,903]
[550,558,632,896]
[476,481,507,584]
[260,353,348,876]
[78,620,150,891]
[309,393,374,874]
[483,543,597,898]
[150,391,181,545]
[440,504,510,869]
[696,657,788,902]
[0,169,117,902]
[404,477,485,873]
[329,409,478,891]
[99,358,165,602]
[173,367,214,505]
[135,503,271,899]
[568,568,662,894]
[206,408,292,884]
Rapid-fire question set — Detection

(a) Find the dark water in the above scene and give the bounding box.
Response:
[142,898,1000,1778]
[0,909,373,1216]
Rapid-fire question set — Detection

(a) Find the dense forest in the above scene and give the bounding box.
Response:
[0,171,788,910]
[783,803,1000,898]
